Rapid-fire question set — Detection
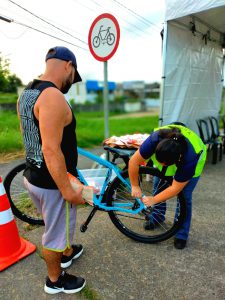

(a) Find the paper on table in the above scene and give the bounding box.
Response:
[103,133,149,148]
[68,172,94,206]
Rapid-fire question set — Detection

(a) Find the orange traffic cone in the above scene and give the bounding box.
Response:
[0,176,36,271]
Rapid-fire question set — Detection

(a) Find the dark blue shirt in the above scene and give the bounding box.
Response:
[140,131,200,182]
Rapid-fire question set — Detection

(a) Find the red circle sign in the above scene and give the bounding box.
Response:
[88,13,120,62]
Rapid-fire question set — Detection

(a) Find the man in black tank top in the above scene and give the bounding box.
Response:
[17,47,86,294]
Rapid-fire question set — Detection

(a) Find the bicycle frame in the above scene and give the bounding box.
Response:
[4,148,186,242]
[97,25,110,41]
[77,147,146,214]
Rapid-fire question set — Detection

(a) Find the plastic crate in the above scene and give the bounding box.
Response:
[79,168,116,190]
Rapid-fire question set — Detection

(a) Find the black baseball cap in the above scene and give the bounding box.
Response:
[45,46,82,83]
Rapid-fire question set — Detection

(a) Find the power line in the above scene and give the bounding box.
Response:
[14,20,88,51]
[88,0,143,36]
[77,0,151,38]
[45,17,87,40]
[0,14,88,51]
[88,0,161,38]
[110,0,161,31]
[0,14,11,23]
[7,0,88,45]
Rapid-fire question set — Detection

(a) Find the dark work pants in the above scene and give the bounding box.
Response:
[151,176,200,240]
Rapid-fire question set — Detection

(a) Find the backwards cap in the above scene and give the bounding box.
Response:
[45,46,82,83]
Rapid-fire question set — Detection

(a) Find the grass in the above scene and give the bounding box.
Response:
[76,112,158,147]
[77,117,155,147]
[0,92,18,104]
[80,285,100,300]
[0,111,23,153]
[0,110,158,154]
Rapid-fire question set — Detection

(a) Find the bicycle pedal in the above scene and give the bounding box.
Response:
[142,207,153,217]
[146,206,153,214]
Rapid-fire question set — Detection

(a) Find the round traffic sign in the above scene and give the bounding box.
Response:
[88,13,120,62]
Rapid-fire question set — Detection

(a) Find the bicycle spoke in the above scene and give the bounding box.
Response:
[114,213,145,221]
[107,167,185,242]
[7,168,43,221]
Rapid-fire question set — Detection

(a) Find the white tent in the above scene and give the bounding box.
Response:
[160,0,225,133]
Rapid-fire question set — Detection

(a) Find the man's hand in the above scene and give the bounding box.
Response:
[63,186,85,205]
[142,196,154,207]
[131,185,142,198]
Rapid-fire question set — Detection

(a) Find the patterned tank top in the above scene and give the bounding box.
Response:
[18,79,78,189]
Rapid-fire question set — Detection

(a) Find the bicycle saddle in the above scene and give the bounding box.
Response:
[103,146,136,158]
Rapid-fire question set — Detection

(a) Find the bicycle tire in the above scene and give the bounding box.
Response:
[93,36,100,48]
[105,166,186,243]
[3,163,44,225]
[107,33,115,45]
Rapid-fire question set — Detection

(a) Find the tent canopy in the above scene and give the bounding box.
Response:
[160,0,225,133]
[166,0,225,30]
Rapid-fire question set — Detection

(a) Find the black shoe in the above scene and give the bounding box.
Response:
[144,220,163,230]
[44,271,86,294]
[174,238,187,249]
[61,244,83,268]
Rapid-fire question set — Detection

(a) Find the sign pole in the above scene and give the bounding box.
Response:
[103,61,109,139]
[88,12,120,149]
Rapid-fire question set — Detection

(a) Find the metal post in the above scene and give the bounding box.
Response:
[103,61,109,138]
[159,22,168,126]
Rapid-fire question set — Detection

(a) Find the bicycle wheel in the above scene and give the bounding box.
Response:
[107,33,115,45]
[3,163,44,225]
[106,166,186,243]
[93,36,100,48]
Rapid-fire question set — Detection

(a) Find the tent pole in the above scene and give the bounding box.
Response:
[159,21,168,126]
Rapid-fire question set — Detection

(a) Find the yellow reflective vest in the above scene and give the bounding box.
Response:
[150,125,207,177]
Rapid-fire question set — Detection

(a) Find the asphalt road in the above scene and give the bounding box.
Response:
[0,149,225,300]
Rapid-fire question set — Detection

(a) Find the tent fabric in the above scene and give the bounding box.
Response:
[161,0,225,133]
[160,21,223,133]
[165,0,225,22]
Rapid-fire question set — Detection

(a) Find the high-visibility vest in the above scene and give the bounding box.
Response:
[150,125,207,177]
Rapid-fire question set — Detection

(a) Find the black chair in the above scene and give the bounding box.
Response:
[219,115,225,135]
[196,118,222,164]
[209,116,225,154]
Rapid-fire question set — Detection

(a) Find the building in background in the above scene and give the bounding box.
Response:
[65,79,160,113]
[66,80,116,104]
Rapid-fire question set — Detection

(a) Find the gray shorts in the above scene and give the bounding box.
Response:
[24,177,77,252]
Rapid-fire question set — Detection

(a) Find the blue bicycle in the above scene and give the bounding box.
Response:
[3,147,186,243]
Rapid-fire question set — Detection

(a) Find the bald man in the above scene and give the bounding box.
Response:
[17,46,86,294]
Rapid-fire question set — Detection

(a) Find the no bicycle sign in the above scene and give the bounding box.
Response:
[88,13,120,61]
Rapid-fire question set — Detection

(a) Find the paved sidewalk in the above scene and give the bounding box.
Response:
[0,148,225,300]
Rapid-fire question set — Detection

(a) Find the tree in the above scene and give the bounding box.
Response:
[5,74,23,93]
[0,53,23,92]
[0,55,9,91]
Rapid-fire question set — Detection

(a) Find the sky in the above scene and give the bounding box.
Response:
[0,0,166,85]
